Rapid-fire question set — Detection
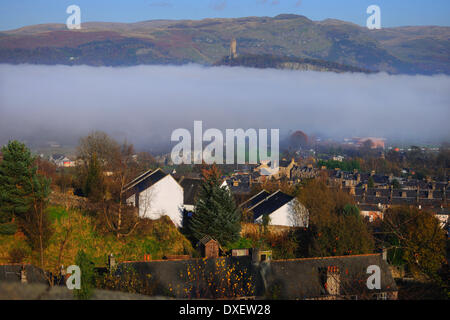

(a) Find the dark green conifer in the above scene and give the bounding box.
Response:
[189,165,240,246]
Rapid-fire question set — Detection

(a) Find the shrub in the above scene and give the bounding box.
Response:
[267,232,299,260]
[47,206,69,222]
[0,222,17,235]
[182,258,255,299]
[74,250,95,300]
[8,247,27,263]
[96,265,157,296]
[226,237,253,250]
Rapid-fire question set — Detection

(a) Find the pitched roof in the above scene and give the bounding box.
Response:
[358,204,381,212]
[239,189,271,210]
[197,235,218,247]
[250,190,294,220]
[264,254,397,299]
[123,169,172,202]
[124,168,167,195]
[51,154,65,160]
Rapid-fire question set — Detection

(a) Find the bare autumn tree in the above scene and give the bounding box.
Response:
[77,132,157,239]
[96,201,139,239]
[75,131,119,198]
[94,140,152,239]
[296,179,374,257]
[77,131,119,168]
[289,200,309,228]
[135,151,157,172]
[35,157,57,184]
[105,141,142,239]
[381,206,446,280]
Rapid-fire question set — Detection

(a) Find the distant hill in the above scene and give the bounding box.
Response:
[1,14,449,74]
[214,54,373,73]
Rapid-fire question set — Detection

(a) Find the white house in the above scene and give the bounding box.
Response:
[357,204,384,222]
[432,207,450,229]
[124,168,184,227]
[246,190,309,227]
[50,154,75,167]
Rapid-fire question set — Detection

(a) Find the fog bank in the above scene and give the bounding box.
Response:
[0,64,449,151]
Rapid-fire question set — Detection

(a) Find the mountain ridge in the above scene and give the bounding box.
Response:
[1,14,449,74]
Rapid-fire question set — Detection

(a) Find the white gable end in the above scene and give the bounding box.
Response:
[126,174,183,227]
[255,199,309,227]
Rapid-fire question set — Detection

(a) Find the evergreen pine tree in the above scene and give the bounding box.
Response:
[189,165,240,246]
[0,140,52,266]
[0,141,36,223]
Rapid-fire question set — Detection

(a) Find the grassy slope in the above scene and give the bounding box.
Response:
[0,206,195,273]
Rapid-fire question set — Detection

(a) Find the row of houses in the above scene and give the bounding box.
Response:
[49,154,76,167]
[121,165,449,232]
[123,168,307,228]
[289,166,449,228]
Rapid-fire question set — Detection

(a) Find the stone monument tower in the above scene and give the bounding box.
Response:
[230,38,237,59]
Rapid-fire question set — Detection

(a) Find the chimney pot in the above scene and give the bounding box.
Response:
[382,248,388,261]
[21,265,27,284]
[108,253,116,272]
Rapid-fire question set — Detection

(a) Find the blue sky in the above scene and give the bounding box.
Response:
[0,0,449,31]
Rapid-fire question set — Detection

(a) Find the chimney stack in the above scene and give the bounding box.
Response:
[382,248,388,261]
[21,265,27,284]
[108,253,116,272]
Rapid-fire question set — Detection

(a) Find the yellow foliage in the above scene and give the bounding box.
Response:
[0,207,194,275]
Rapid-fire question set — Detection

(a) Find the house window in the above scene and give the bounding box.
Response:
[261,254,266,261]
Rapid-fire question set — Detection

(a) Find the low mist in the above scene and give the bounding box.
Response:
[0,64,449,152]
